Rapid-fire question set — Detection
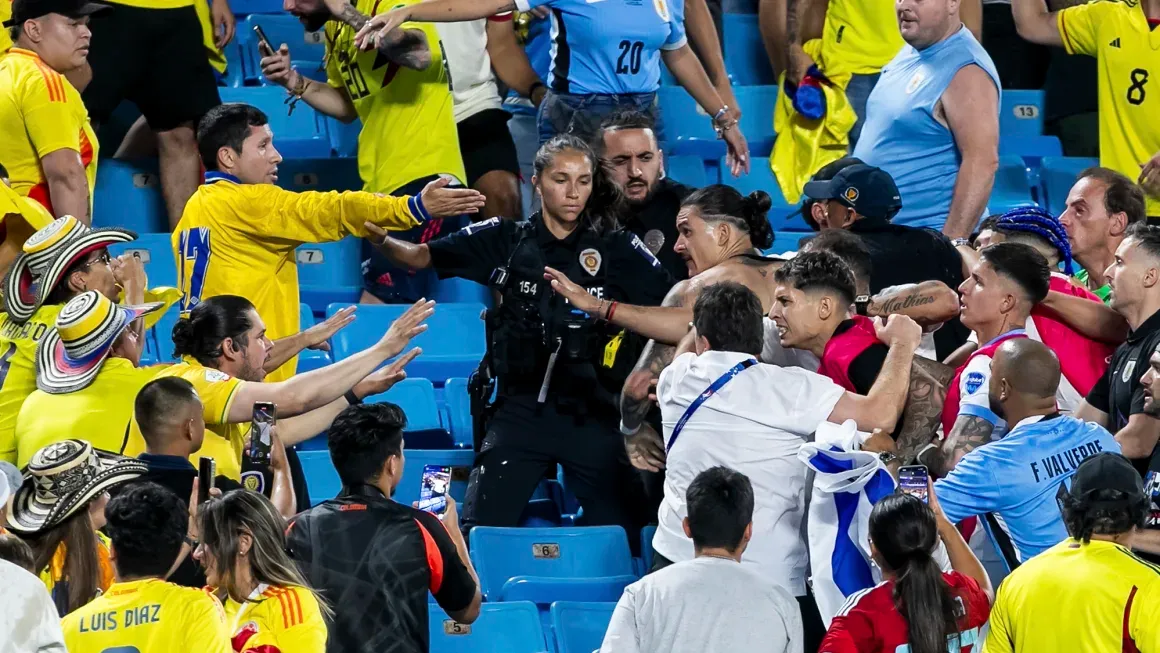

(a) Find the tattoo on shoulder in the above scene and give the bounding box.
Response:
[930,415,994,475]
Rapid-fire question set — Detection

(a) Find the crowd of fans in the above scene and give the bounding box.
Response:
[0,0,1158,650]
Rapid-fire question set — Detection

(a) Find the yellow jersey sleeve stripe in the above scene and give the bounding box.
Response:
[31,61,65,103]
[218,379,243,424]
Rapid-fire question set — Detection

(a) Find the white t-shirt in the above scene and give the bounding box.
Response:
[0,559,65,653]
[654,350,846,595]
[436,18,506,123]
[599,557,803,653]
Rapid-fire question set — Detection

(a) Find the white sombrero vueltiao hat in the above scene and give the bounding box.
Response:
[6,439,146,535]
[35,290,162,395]
[2,215,137,324]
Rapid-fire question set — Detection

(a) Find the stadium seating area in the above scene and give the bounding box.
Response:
[78,2,1109,648]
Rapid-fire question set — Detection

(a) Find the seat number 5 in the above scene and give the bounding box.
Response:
[1127,68,1149,106]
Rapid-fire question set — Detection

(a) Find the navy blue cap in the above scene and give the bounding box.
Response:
[802,164,903,221]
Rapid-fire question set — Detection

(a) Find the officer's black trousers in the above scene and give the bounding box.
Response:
[461,394,644,551]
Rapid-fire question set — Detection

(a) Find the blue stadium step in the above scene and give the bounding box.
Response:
[327,302,487,384]
[1000,90,1045,139]
[218,86,331,158]
[276,158,362,193]
[469,526,635,601]
[429,602,547,653]
[1041,156,1098,217]
[551,602,617,653]
[297,448,473,507]
[92,159,169,234]
[296,237,363,312]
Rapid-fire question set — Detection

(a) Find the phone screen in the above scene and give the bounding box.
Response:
[898,465,930,503]
[419,465,451,514]
[249,402,276,466]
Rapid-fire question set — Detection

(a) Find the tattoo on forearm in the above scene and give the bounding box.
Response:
[336,3,370,30]
[931,415,993,476]
[895,360,952,463]
[873,292,937,316]
[620,340,676,428]
[380,29,430,69]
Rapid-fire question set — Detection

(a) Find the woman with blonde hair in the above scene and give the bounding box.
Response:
[195,490,329,652]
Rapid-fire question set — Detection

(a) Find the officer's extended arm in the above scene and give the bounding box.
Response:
[365,227,433,270]
[546,267,692,345]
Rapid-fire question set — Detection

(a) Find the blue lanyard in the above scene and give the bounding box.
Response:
[666,358,757,453]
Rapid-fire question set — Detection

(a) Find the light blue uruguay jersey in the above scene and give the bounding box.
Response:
[514,0,687,95]
[934,414,1120,562]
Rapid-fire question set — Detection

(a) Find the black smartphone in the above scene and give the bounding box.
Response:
[249,402,276,467]
[418,465,451,514]
[898,465,930,503]
[253,24,275,56]
[198,457,216,504]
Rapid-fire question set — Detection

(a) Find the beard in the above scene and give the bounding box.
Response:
[988,392,1005,421]
[239,358,267,383]
[297,9,330,33]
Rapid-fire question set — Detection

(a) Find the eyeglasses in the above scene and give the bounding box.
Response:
[76,252,112,271]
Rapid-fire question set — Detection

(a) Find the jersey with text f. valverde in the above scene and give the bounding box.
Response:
[513,0,687,95]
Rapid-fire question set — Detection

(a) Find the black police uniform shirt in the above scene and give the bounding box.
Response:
[849,216,970,359]
[1085,307,1160,563]
[623,178,694,281]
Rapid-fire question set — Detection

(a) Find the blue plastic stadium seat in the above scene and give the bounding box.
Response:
[724,15,775,85]
[362,378,453,448]
[276,158,362,193]
[328,117,363,158]
[431,277,491,305]
[551,602,617,653]
[327,302,486,384]
[108,234,177,287]
[224,0,284,13]
[469,526,635,601]
[92,159,169,234]
[735,85,779,157]
[717,157,804,232]
[296,448,472,507]
[218,87,331,158]
[999,135,1063,163]
[242,14,327,85]
[1041,156,1098,217]
[216,39,246,88]
[296,237,363,312]
[429,602,547,653]
[296,303,332,373]
[640,524,656,572]
[988,155,1038,215]
[666,155,709,188]
[502,576,635,605]
[1000,90,1045,139]
[443,377,473,447]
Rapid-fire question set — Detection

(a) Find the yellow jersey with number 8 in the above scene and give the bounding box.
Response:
[1059,0,1160,216]
[324,0,466,195]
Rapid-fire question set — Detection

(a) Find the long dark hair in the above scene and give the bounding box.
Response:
[24,510,102,615]
[869,493,963,653]
[171,295,256,365]
[533,134,624,235]
[681,185,775,250]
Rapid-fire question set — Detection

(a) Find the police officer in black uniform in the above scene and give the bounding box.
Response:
[365,135,674,539]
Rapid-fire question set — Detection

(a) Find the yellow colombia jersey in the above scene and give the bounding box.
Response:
[1059,0,1160,216]
[14,358,158,468]
[819,0,905,76]
[983,538,1160,652]
[0,304,62,464]
[325,0,467,194]
[225,584,328,653]
[132,358,248,480]
[62,578,233,653]
[0,48,99,215]
[173,174,421,382]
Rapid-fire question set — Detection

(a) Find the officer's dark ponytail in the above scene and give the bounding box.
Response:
[532,134,624,235]
[869,493,966,653]
[682,185,774,250]
[171,295,256,365]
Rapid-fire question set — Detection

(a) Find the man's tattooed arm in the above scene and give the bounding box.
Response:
[334,2,432,70]
[619,285,690,431]
[926,414,994,477]
[895,357,954,463]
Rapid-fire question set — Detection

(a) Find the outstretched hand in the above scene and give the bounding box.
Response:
[544,266,601,314]
[305,305,356,351]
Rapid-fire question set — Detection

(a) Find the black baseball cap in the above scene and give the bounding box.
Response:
[4,0,109,27]
[798,156,864,231]
[802,163,903,222]
[1068,452,1146,508]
